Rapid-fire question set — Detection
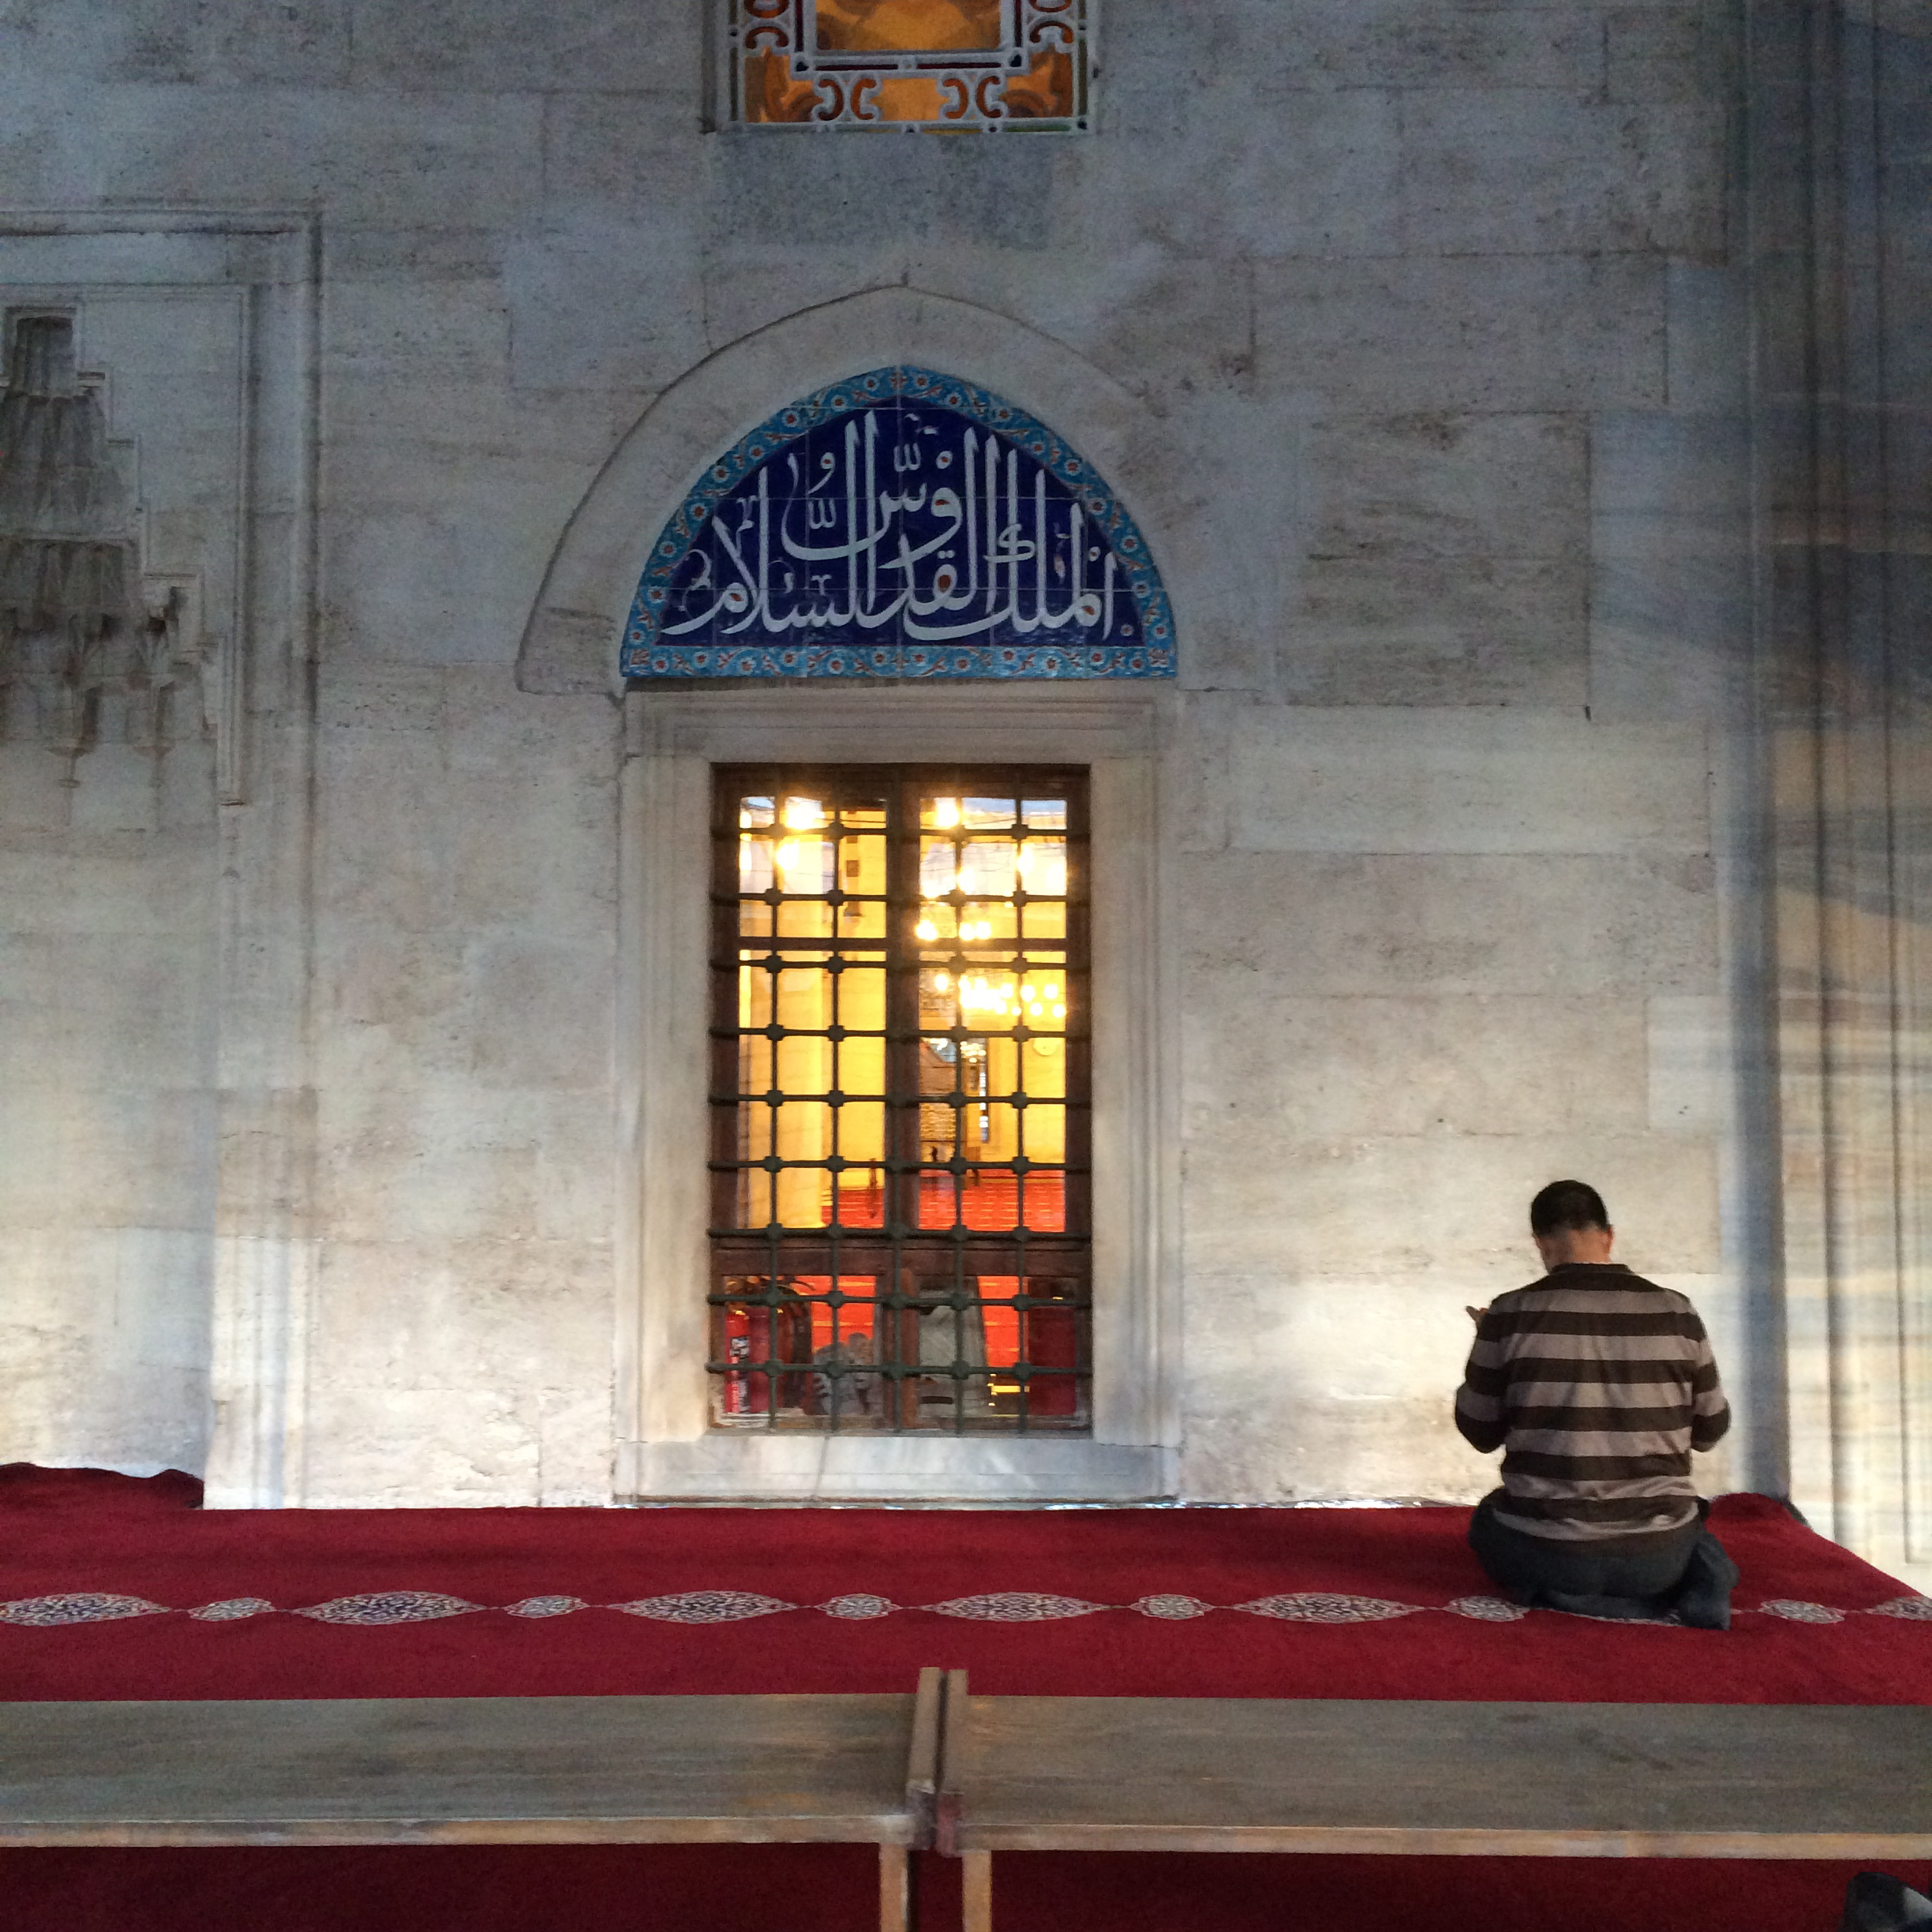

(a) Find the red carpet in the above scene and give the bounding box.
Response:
[3,1466,1928,1929]
[2,1469,1926,1703]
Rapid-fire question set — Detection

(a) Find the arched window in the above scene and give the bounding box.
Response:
[617,358,1175,1493]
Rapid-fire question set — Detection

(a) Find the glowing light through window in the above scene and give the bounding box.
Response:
[728,0,1091,133]
[710,767,1090,1434]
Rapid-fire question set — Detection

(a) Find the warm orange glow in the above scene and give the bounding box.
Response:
[734,1,1084,131]
[787,1276,879,1354]
[743,47,821,123]
[917,1172,1065,1231]
[814,0,1003,53]
[1003,47,1073,119]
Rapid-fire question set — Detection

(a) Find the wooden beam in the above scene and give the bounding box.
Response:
[0,1694,923,1849]
[949,1697,1932,1858]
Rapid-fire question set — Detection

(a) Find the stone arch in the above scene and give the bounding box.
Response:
[517,286,1240,695]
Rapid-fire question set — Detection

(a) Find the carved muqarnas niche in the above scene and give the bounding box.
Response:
[0,313,204,764]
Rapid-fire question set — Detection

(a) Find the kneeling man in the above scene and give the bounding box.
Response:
[1455,1180,1738,1628]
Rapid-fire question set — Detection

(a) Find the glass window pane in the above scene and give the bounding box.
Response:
[774,1098,831,1161]
[777,899,833,938]
[959,839,1017,897]
[775,1035,829,1094]
[919,838,957,898]
[815,0,1003,54]
[739,960,773,1029]
[917,968,959,1033]
[1018,1172,1066,1231]
[1017,836,1065,896]
[1024,1038,1065,1096]
[775,1170,826,1230]
[917,1170,958,1228]
[713,766,1088,1434]
[739,1033,774,1095]
[739,833,774,894]
[829,1164,886,1227]
[739,1166,773,1228]
[833,1099,886,1166]
[732,2,1088,132]
[1020,1101,1064,1162]
[839,1028,886,1096]
[775,833,835,895]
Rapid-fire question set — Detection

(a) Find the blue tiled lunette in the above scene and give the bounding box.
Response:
[620,368,1174,681]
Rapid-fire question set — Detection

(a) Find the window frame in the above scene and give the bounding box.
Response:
[717,0,1095,134]
[616,683,1176,1501]
[707,764,1094,1435]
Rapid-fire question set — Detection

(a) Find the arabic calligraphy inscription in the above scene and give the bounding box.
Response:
[623,369,1172,680]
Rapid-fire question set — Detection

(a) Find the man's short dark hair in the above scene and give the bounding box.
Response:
[1530,1179,1609,1236]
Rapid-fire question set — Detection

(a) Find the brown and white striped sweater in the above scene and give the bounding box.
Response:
[1455,1263,1730,1542]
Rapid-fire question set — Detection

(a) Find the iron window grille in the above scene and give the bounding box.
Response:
[709,766,1091,1433]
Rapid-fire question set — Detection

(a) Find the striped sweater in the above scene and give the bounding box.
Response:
[1455,1263,1730,1542]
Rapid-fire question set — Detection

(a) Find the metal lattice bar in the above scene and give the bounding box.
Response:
[707,766,1091,1434]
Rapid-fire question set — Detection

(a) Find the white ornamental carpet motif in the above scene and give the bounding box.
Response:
[0,1592,166,1627]
[822,1593,896,1619]
[1235,1593,1419,1623]
[611,1592,797,1624]
[1870,1595,1932,1620]
[1443,1596,1530,1623]
[187,1597,276,1622]
[927,1593,1109,1622]
[296,1592,481,1625]
[2,1589,1928,1630]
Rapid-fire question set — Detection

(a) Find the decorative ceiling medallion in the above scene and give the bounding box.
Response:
[728,0,1091,133]
[622,367,1172,681]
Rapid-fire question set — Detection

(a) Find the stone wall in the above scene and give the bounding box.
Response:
[0,710,218,1475]
[0,2,1920,1571]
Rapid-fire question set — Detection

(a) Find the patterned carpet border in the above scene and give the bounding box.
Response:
[3,1589,1929,1629]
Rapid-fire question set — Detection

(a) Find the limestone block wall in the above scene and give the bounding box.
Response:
[0,731,218,1475]
[9,0,1915,1541]
[303,668,620,1504]
[1174,706,1738,1504]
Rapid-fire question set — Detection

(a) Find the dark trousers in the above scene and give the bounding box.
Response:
[1468,1490,1738,1628]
